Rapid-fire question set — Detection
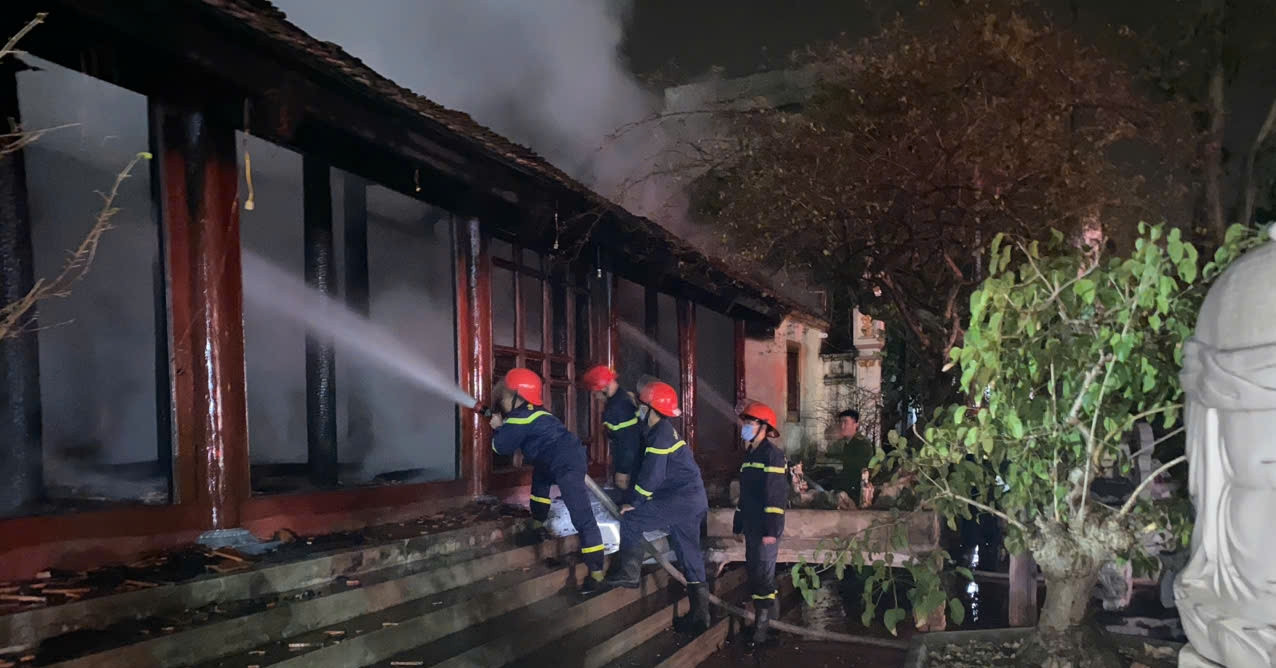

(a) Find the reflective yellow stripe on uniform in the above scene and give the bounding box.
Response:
[529,495,552,505]
[764,507,785,515]
[604,415,639,431]
[645,440,686,455]
[505,410,550,425]
[634,485,653,498]
[492,411,552,453]
[581,544,606,554]
[740,462,786,474]
[752,591,777,600]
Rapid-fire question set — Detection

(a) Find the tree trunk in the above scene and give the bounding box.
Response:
[1016,565,1121,668]
[1039,566,1100,632]
[1202,0,1227,244]
[1239,95,1276,227]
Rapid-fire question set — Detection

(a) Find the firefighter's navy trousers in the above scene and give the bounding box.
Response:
[619,497,707,585]
[531,460,605,572]
[744,531,779,602]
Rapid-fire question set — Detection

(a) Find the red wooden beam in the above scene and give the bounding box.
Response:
[0,504,207,580]
[457,218,492,496]
[240,479,469,530]
[154,103,249,530]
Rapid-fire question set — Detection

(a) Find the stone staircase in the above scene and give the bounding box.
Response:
[2,514,783,668]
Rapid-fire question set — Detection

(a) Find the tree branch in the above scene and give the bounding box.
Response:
[920,470,1028,533]
[1102,404,1183,445]
[1117,455,1186,517]
[0,153,149,340]
[1067,355,1109,423]
[0,11,46,61]
[1239,94,1276,227]
[1127,426,1185,462]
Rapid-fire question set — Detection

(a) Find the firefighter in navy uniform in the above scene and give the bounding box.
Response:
[582,365,642,495]
[604,381,711,635]
[734,401,788,647]
[489,368,607,595]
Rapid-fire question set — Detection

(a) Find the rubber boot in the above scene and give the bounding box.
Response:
[515,521,550,547]
[672,583,711,635]
[746,599,775,650]
[579,570,606,596]
[603,544,642,589]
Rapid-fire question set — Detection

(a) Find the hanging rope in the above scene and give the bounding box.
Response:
[582,476,909,649]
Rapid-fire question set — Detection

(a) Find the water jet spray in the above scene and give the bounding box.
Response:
[240,251,480,411]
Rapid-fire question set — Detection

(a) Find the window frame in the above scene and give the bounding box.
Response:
[490,239,598,472]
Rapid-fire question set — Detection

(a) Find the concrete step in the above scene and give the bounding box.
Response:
[519,567,750,668]
[3,515,527,655]
[200,550,584,668]
[377,565,676,668]
[602,575,796,668]
[43,535,573,668]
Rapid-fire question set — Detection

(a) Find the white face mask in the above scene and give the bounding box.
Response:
[741,424,759,442]
[638,405,650,421]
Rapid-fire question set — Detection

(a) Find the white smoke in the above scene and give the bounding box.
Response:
[271,0,679,218]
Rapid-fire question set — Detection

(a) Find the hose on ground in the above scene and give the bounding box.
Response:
[582,476,909,650]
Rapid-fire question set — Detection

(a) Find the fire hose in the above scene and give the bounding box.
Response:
[581,476,909,649]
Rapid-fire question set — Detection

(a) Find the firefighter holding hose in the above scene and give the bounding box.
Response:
[604,381,711,635]
[734,401,788,647]
[582,365,642,495]
[488,368,607,595]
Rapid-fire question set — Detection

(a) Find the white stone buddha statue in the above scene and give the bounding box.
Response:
[1176,226,1276,668]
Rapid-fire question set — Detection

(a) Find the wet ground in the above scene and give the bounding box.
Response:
[701,637,912,668]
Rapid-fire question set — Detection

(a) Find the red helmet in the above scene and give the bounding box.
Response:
[581,365,618,392]
[502,368,544,406]
[639,381,681,417]
[740,401,781,438]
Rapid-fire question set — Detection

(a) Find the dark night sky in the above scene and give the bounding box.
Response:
[273,0,1274,203]
[624,0,1274,160]
[623,1,878,79]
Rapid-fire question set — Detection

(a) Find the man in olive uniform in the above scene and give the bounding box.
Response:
[835,409,876,506]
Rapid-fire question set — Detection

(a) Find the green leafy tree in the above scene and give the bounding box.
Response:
[651,1,1200,414]
[794,222,1264,666]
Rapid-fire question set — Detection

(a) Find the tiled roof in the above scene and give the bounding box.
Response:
[195,0,824,325]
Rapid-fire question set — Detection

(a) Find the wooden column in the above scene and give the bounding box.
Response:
[154,103,248,530]
[677,299,697,449]
[342,173,373,459]
[457,218,491,496]
[643,285,661,380]
[148,117,174,485]
[605,272,618,370]
[303,156,337,488]
[1009,552,1039,627]
[0,62,42,515]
